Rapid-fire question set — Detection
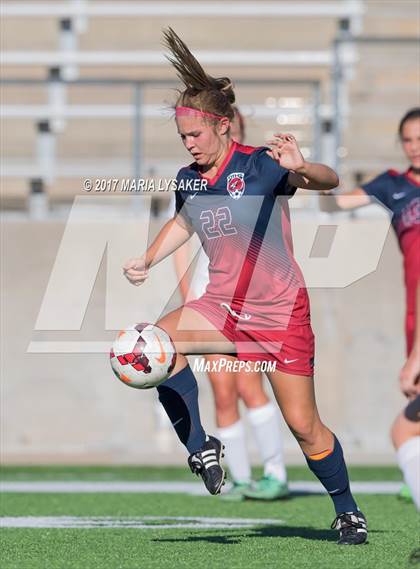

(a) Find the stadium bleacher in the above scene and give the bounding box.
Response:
[1,0,418,212]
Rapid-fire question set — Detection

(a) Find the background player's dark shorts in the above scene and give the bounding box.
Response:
[186,297,315,377]
[404,394,420,423]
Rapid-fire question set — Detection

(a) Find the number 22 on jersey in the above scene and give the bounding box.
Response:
[200,206,238,240]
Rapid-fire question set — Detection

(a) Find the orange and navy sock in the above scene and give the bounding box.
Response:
[305,435,358,514]
[157,365,206,454]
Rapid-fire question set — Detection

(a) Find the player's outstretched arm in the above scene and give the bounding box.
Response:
[267,133,339,191]
[319,187,371,212]
[123,216,192,286]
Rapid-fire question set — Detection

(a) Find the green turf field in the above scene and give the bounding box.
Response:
[1,466,419,569]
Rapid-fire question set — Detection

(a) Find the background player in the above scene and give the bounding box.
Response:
[124,28,368,545]
[174,107,288,502]
[322,108,420,502]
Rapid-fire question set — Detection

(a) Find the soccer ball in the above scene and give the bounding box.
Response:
[110,323,177,389]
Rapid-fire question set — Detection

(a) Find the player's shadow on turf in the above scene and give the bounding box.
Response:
[153,535,242,545]
[250,525,336,541]
[153,525,336,544]
[243,490,324,501]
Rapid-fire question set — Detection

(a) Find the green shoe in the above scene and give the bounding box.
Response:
[243,475,289,501]
[398,484,413,502]
[220,481,252,502]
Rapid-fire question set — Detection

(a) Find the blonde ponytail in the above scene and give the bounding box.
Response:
[163,27,235,119]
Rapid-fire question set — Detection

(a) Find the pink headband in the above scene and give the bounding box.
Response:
[175,106,224,120]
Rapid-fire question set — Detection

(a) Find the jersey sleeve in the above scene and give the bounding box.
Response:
[361,171,392,208]
[253,147,296,197]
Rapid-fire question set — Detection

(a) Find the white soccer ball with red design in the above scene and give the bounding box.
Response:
[110,323,177,389]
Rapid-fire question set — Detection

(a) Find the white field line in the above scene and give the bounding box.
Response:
[0,480,402,495]
[0,515,283,530]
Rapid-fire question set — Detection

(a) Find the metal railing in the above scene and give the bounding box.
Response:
[1,77,322,187]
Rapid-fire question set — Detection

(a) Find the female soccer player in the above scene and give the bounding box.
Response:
[325,108,420,506]
[174,106,289,502]
[124,28,367,545]
[391,281,420,510]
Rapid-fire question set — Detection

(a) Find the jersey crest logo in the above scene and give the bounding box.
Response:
[226,172,245,199]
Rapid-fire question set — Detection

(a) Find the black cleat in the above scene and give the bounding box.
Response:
[188,435,226,495]
[331,511,368,545]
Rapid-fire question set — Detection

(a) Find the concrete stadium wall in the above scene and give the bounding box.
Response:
[1,210,407,465]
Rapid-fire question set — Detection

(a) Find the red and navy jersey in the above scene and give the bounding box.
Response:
[362,168,420,316]
[362,169,420,248]
[175,141,310,330]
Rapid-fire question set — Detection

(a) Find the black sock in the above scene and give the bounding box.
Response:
[305,435,358,514]
[157,365,206,454]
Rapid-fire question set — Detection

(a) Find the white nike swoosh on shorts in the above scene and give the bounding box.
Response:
[220,302,252,320]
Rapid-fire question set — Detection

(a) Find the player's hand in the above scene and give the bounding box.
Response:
[123,255,149,286]
[266,133,306,172]
[399,349,420,399]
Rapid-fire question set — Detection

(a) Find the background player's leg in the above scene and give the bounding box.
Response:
[204,355,253,499]
[206,356,242,427]
[267,370,359,515]
[205,355,252,488]
[236,371,288,499]
[391,397,420,510]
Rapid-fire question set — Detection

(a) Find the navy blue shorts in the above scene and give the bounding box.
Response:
[404,394,420,423]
